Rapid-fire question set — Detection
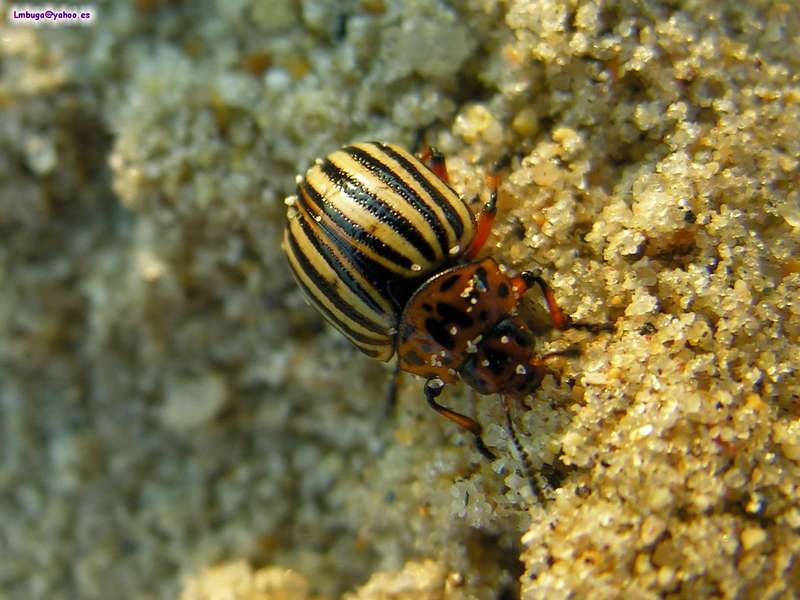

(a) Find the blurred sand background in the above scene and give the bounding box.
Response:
[1,1,798,598]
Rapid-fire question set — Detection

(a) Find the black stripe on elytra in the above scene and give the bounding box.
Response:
[402,349,426,367]
[377,142,466,241]
[320,160,437,262]
[297,184,411,312]
[298,180,413,271]
[344,145,449,254]
[286,226,388,342]
[288,259,384,358]
[295,213,386,318]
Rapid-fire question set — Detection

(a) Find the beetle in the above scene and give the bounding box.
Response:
[283,141,599,462]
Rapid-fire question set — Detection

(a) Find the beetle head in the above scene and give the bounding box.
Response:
[459,317,547,396]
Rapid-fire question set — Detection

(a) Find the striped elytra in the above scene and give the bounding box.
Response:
[283,141,476,361]
[283,142,606,472]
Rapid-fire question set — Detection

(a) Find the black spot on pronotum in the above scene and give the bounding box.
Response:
[498,282,509,298]
[422,302,434,312]
[399,324,415,342]
[425,317,455,349]
[437,302,474,328]
[474,266,489,290]
[402,350,426,366]
[479,309,488,321]
[439,274,461,293]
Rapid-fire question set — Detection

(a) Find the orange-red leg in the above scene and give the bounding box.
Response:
[510,271,569,329]
[420,150,508,261]
[530,273,569,329]
[424,379,495,460]
[512,271,613,333]
[463,172,498,261]
[464,155,510,261]
[419,146,449,183]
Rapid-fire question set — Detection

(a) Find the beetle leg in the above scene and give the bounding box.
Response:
[531,273,570,329]
[385,359,402,415]
[424,379,495,460]
[510,271,569,329]
[464,156,510,261]
[513,271,614,333]
[418,146,450,183]
[463,182,497,261]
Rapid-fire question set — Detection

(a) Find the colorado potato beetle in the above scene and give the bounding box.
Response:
[283,141,598,464]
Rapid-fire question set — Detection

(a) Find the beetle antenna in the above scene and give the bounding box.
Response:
[567,320,616,334]
[502,396,547,503]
